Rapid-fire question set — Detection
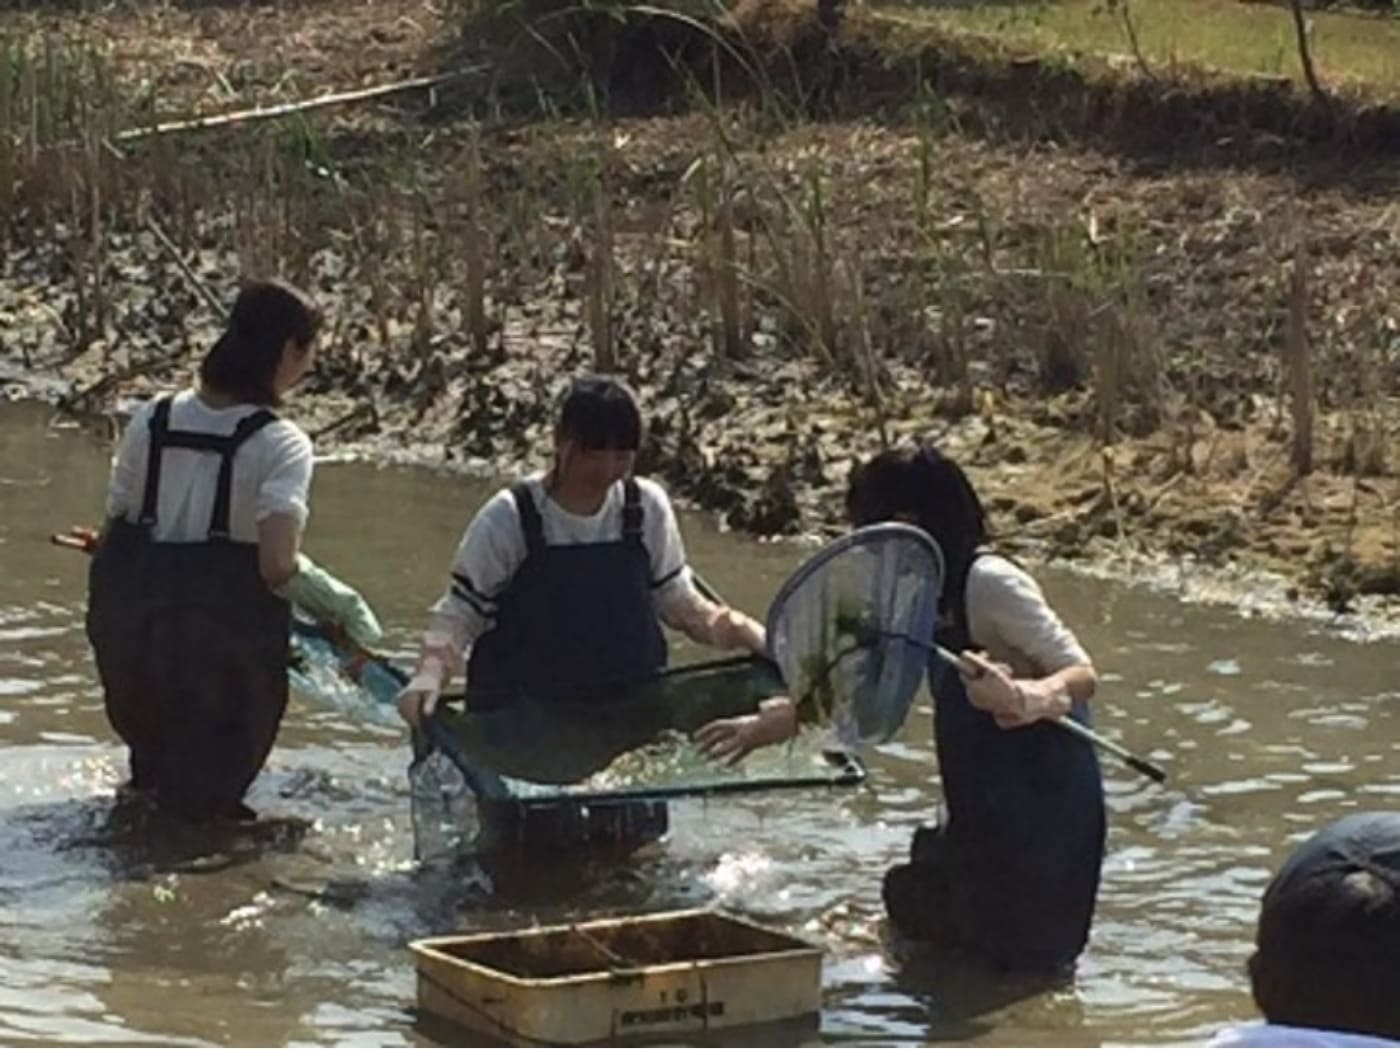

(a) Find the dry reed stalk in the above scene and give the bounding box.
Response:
[356,207,395,352]
[1286,242,1314,476]
[930,250,973,415]
[85,133,108,354]
[147,212,221,314]
[587,142,615,372]
[20,41,36,166]
[411,192,436,358]
[715,155,744,358]
[0,41,14,230]
[234,142,282,279]
[806,169,837,364]
[66,178,93,354]
[1096,311,1123,445]
[846,252,889,444]
[1101,446,1131,555]
[462,125,489,355]
[691,155,715,343]
[280,171,311,290]
[1033,225,1094,393]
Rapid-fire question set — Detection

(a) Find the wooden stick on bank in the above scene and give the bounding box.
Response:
[113,67,484,144]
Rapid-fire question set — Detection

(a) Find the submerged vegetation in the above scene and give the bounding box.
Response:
[0,0,1396,604]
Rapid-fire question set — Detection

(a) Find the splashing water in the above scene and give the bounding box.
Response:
[408,750,479,864]
[286,629,403,730]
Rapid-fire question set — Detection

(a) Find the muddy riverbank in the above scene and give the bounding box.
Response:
[0,0,1396,616]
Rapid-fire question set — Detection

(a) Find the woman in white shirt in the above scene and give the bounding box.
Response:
[848,445,1106,971]
[396,375,785,850]
[87,279,320,823]
[699,444,1107,971]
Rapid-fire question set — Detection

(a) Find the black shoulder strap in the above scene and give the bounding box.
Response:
[137,394,175,526]
[510,482,545,556]
[136,395,279,538]
[206,409,279,539]
[621,478,644,545]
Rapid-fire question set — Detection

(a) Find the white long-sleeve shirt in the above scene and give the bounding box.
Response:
[422,474,702,671]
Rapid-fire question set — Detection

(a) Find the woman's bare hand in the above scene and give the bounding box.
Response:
[692,697,798,764]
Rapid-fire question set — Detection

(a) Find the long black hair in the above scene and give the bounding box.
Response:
[199,279,322,407]
[554,375,643,451]
[845,444,989,613]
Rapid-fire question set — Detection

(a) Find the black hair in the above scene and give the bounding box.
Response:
[845,444,988,613]
[1248,813,1400,1040]
[555,375,643,451]
[198,279,322,407]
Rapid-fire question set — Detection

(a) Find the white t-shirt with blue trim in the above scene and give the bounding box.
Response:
[431,474,695,649]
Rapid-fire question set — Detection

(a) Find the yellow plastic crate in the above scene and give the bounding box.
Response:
[410,908,823,1044]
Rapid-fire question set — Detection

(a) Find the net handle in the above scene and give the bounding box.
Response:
[819,598,1170,785]
[921,636,1166,783]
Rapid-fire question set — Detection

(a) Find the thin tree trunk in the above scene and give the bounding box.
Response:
[1289,0,1328,106]
[1118,0,1156,81]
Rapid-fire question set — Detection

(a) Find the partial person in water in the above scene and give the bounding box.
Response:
[697,443,1106,972]
[87,279,377,823]
[1210,811,1400,1048]
[396,375,789,846]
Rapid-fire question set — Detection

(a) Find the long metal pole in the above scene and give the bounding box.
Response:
[927,641,1167,784]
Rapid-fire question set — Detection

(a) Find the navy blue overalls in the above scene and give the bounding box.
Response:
[463,478,671,849]
[86,394,291,822]
[883,554,1106,972]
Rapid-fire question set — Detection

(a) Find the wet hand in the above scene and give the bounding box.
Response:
[693,715,764,765]
[959,653,1073,729]
[957,651,1055,729]
[693,698,798,764]
[396,679,440,728]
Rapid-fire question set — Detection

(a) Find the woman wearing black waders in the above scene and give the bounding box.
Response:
[396,375,788,852]
[699,444,1106,974]
[87,279,376,823]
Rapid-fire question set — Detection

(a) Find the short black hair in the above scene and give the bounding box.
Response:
[1248,812,1400,1041]
[845,444,988,612]
[555,375,643,451]
[199,279,322,407]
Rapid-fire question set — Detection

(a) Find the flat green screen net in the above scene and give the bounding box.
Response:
[287,628,863,808]
[423,656,864,804]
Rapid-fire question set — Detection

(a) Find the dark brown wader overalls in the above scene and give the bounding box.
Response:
[86,395,292,822]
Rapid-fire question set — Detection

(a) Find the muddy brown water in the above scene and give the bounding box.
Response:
[1,399,1397,1047]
